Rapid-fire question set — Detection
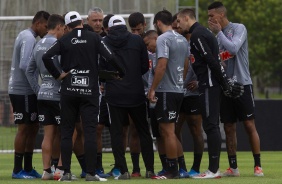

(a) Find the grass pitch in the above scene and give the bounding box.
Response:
[0,151,281,184]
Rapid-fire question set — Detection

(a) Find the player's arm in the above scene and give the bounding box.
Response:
[98,40,125,78]
[42,41,64,80]
[25,54,40,94]
[216,24,247,55]
[191,33,239,96]
[140,39,149,75]
[19,36,36,71]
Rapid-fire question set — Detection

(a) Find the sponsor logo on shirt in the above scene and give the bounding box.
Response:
[41,82,55,88]
[220,50,234,61]
[71,38,87,44]
[190,54,195,63]
[70,69,90,74]
[71,76,89,87]
[37,46,47,51]
[66,87,92,95]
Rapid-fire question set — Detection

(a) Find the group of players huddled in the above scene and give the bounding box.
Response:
[8,1,263,181]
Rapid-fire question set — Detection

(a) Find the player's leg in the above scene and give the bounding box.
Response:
[240,85,263,176]
[152,92,183,179]
[193,87,221,179]
[128,116,141,177]
[108,105,130,179]
[185,95,204,176]
[129,103,154,177]
[73,120,86,178]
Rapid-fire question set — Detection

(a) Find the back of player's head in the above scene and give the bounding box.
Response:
[153,9,172,26]
[172,13,178,23]
[103,14,114,29]
[47,14,65,30]
[32,11,50,24]
[88,7,104,16]
[128,12,145,27]
[143,30,158,38]
[178,8,196,20]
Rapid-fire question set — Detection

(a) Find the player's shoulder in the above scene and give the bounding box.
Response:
[230,22,246,30]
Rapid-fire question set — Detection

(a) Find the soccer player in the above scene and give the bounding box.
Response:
[25,14,65,180]
[100,15,154,180]
[127,11,147,177]
[172,13,204,178]
[177,8,243,179]
[42,11,124,182]
[8,10,50,179]
[207,1,263,177]
[148,9,189,179]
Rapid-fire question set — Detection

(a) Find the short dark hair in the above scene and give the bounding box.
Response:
[143,30,158,38]
[128,12,145,27]
[32,10,50,24]
[67,20,82,29]
[172,13,178,22]
[208,1,224,10]
[47,14,65,30]
[103,14,114,28]
[178,8,196,20]
[153,9,172,26]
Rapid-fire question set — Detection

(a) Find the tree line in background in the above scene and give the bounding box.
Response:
[181,0,282,94]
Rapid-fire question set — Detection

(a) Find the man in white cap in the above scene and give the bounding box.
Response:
[42,11,125,182]
[99,15,155,180]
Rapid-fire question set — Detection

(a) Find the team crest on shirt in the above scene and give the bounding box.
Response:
[14,112,23,121]
[149,60,152,69]
[30,112,37,121]
[38,115,45,122]
[227,29,233,38]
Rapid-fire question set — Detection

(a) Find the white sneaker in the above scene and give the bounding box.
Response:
[53,168,63,180]
[221,167,240,177]
[254,166,264,177]
[193,169,221,179]
[41,171,54,180]
[85,174,107,181]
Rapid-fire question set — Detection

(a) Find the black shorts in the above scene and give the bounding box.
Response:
[9,94,38,124]
[99,96,110,127]
[180,95,201,115]
[220,85,255,123]
[37,100,60,126]
[154,92,183,123]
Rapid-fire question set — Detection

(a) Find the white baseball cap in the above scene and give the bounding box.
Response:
[65,11,82,25]
[108,15,126,28]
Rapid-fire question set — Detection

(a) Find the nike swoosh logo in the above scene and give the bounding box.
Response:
[157,117,162,120]
[247,114,253,117]
[191,109,197,112]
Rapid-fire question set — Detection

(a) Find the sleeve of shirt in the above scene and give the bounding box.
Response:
[140,39,149,75]
[19,35,36,71]
[191,32,229,88]
[217,24,247,55]
[25,54,40,94]
[156,36,169,59]
[42,41,62,79]
[98,39,125,77]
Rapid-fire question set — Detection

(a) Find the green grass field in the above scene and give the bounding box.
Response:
[0,151,281,183]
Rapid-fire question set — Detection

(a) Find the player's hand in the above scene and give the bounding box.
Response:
[57,71,69,81]
[187,80,198,91]
[230,82,244,98]
[208,19,221,35]
[147,88,157,103]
